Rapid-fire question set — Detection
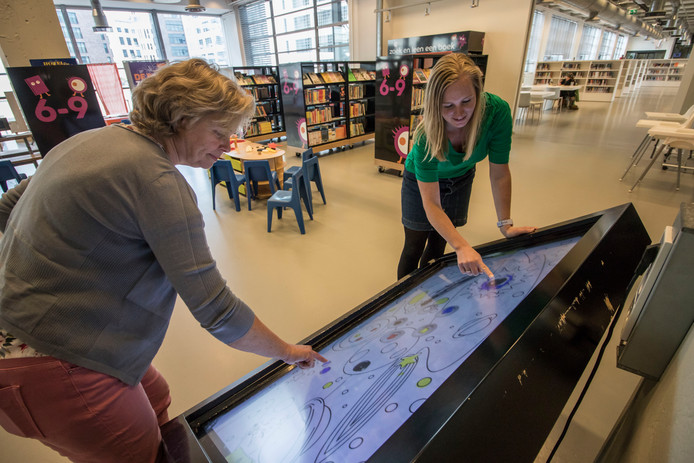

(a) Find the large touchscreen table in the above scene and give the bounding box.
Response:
[162,203,651,463]
[201,237,579,463]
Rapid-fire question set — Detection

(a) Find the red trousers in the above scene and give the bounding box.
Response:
[0,356,171,462]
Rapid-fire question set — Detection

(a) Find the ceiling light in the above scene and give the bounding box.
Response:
[90,0,112,32]
[425,4,430,16]
[185,1,206,12]
[385,10,391,22]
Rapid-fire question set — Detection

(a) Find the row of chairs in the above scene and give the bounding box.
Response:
[210,148,326,234]
[622,105,694,192]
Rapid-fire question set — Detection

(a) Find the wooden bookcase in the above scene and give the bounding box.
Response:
[279,61,375,156]
[374,53,488,174]
[232,66,286,143]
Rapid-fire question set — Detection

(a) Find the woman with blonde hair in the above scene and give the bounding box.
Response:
[0,59,326,462]
[397,53,536,280]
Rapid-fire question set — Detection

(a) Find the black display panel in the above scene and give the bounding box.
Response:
[200,237,579,462]
[162,204,651,463]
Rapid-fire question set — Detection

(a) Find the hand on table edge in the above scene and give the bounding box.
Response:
[499,224,537,239]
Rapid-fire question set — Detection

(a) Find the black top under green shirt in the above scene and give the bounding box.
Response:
[404,92,513,182]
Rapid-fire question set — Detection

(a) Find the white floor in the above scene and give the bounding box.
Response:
[2,86,693,462]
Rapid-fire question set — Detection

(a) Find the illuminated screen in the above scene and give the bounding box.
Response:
[200,236,581,462]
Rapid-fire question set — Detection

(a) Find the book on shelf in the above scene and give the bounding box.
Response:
[234,73,255,85]
[257,121,273,134]
[303,72,324,85]
[350,121,365,136]
[254,105,268,117]
[349,102,366,117]
[348,68,373,81]
[321,71,344,83]
[413,68,428,84]
[349,84,364,99]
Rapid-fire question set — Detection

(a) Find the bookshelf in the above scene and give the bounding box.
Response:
[584,60,623,101]
[232,66,286,142]
[279,61,375,156]
[346,61,377,144]
[374,52,488,174]
[641,59,687,87]
[533,60,625,102]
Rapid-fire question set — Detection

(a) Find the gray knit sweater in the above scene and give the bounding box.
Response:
[0,125,255,385]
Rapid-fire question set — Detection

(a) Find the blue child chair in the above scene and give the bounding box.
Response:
[243,160,281,211]
[0,160,28,193]
[283,148,313,188]
[267,169,313,234]
[210,160,245,211]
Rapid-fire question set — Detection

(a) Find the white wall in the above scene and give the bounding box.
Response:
[351,0,535,110]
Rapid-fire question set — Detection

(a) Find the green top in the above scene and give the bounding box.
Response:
[404,92,512,182]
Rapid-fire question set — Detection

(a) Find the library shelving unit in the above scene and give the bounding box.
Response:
[232,66,286,142]
[346,61,377,145]
[584,60,624,101]
[533,61,562,85]
[533,60,625,102]
[279,61,375,156]
[641,59,687,87]
[374,53,488,175]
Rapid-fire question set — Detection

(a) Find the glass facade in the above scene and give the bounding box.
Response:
[239,0,349,66]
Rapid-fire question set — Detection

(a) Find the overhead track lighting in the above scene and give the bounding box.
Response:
[185,1,206,13]
[90,0,112,32]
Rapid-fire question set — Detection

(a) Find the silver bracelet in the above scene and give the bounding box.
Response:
[497,219,513,228]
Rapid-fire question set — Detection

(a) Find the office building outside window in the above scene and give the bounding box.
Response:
[239,0,349,65]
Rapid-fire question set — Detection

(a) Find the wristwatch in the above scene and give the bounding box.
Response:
[497,219,513,228]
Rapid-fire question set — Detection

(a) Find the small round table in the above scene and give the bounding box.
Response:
[224,141,286,198]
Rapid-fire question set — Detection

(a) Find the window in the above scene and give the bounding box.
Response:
[119,36,125,45]
[598,30,616,59]
[614,35,627,59]
[157,13,230,66]
[77,42,88,54]
[171,47,189,57]
[169,34,186,44]
[73,28,83,39]
[68,12,78,24]
[81,56,90,63]
[544,15,577,61]
[524,10,544,73]
[577,25,600,60]
[239,0,349,66]
[126,37,132,45]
